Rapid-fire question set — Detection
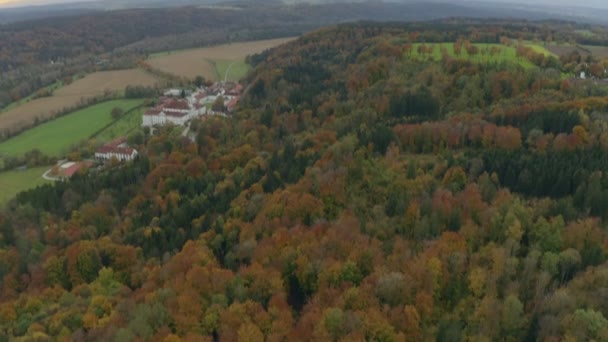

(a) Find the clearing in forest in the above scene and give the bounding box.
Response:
[0,99,145,158]
[409,43,554,68]
[0,69,159,132]
[146,37,295,80]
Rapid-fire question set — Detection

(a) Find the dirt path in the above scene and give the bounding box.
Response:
[224,61,237,82]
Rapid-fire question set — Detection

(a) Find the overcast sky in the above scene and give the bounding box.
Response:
[1,0,607,9]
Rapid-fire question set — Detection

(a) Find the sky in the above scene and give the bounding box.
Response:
[0,0,607,9]
[0,0,95,8]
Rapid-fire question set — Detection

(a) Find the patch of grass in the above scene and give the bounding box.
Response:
[409,43,536,69]
[213,59,251,82]
[0,99,144,158]
[525,44,557,57]
[575,29,596,38]
[0,166,51,206]
[95,106,146,142]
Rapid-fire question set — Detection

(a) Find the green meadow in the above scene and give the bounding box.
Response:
[0,99,144,158]
[95,106,146,142]
[409,43,553,69]
[213,59,251,82]
[0,166,51,205]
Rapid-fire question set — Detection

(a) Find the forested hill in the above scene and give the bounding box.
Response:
[3,22,608,340]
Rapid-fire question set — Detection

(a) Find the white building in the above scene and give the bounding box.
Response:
[95,139,138,161]
[143,84,241,128]
[142,98,205,127]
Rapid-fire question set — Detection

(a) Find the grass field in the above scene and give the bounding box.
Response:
[146,38,295,80]
[575,29,597,38]
[0,69,159,132]
[95,106,146,142]
[409,43,556,68]
[0,99,145,158]
[0,166,51,206]
[525,44,557,57]
[212,59,251,82]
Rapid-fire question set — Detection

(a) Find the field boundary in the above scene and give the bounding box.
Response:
[90,103,147,139]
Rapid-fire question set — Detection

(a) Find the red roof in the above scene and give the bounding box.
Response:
[227,97,239,110]
[163,109,189,117]
[144,108,161,116]
[96,139,137,155]
[60,162,91,178]
[97,145,136,155]
[164,99,190,110]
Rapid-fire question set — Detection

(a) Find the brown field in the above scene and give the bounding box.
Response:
[0,69,159,131]
[545,44,608,59]
[546,45,589,57]
[583,45,608,59]
[146,37,295,80]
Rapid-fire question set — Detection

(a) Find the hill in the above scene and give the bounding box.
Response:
[2,21,608,341]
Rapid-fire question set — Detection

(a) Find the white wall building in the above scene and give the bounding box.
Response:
[142,98,205,128]
[95,141,138,162]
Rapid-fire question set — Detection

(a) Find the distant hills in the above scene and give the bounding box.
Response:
[1,0,608,25]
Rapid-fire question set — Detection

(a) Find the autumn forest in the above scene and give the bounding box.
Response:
[2,19,608,341]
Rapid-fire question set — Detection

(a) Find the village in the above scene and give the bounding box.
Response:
[42,82,241,181]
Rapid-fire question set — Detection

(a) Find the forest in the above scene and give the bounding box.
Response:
[2,21,608,341]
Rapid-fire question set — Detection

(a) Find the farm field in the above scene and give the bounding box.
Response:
[1,80,65,113]
[525,44,557,57]
[94,106,146,142]
[212,59,251,82]
[582,45,608,59]
[0,99,145,158]
[146,37,295,80]
[409,43,553,68]
[0,69,159,132]
[543,43,608,59]
[0,166,51,206]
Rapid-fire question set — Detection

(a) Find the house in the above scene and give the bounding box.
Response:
[226,96,240,112]
[95,138,138,162]
[164,89,184,97]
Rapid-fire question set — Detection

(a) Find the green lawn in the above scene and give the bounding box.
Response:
[0,166,51,206]
[213,59,251,82]
[525,43,557,57]
[0,99,144,158]
[409,43,537,68]
[575,29,597,38]
[95,106,146,142]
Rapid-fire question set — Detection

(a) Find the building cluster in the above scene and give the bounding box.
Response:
[142,82,242,128]
[44,85,243,181]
